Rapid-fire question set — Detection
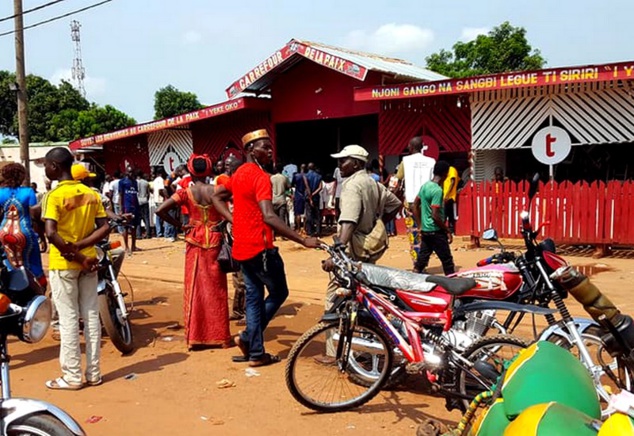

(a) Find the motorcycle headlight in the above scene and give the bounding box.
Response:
[20,295,51,343]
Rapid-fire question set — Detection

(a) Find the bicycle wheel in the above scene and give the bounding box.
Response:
[285,319,393,412]
[457,335,529,411]
[548,326,633,395]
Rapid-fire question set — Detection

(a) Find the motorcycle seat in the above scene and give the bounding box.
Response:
[359,264,476,295]
[424,274,477,296]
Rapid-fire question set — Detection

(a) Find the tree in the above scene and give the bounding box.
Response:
[48,105,136,141]
[0,70,135,142]
[154,85,203,119]
[425,22,546,78]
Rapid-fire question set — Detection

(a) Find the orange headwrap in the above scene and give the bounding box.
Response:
[187,154,212,178]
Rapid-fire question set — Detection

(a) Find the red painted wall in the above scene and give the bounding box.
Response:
[378,96,472,156]
[270,61,380,123]
[104,136,150,175]
[192,110,272,162]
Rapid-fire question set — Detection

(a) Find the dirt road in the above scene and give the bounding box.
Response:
[10,235,634,435]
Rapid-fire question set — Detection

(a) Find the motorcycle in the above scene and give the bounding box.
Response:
[0,248,85,435]
[96,239,134,354]
[322,173,630,412]
[458,174,632,406]
[284,242,530,413]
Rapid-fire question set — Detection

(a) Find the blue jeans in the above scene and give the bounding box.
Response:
[239,248,289,361]
[164,209,176,238]
[154,203,164,237]
[113,203,124,234]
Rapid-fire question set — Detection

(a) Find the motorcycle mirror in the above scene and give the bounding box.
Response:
[528,172,540,201]
[482,229,498,241]
[95,246,105,262]
[482,228,504,251]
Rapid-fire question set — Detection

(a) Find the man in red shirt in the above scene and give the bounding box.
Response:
[212,129,321,367]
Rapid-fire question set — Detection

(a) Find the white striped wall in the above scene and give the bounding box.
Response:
[472,81,634,150]
[148,129,193,166]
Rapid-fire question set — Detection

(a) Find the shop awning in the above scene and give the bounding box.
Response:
[225,38,446,99]
[69,97,270,151]
[353,60,634,102]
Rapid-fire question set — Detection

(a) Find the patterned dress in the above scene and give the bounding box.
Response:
[0,187,44,280]
[172,188,231,348]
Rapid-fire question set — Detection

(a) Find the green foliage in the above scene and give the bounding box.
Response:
[154,84,203,120]
[48,104,136,140]
[425,22,546,78]
[0,71,135,142]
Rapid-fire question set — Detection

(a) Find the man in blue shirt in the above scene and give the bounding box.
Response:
[291,164,307,232]
[412,161,455,275]
[119,166,140,256]
[304,162,323,237]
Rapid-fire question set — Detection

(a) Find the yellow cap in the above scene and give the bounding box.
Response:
[71,164,96,181]
[241,129,270,148]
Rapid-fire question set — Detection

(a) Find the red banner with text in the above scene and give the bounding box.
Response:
[354,61,634,101]
[70,99,247,150]
[225,40,369,98]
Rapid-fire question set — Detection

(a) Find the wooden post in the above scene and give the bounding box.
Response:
[14,0,30,184]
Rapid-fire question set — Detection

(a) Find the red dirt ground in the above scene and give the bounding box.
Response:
[9,234,634,435]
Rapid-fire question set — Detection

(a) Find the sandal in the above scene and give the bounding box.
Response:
[87,378,103,387]
[249,353,281,367]
[45,377,83,391]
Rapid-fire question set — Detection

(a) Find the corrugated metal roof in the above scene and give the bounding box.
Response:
[225,38,446,98]
[298,39,447,82]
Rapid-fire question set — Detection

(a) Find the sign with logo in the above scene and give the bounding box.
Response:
[163,151,181,174]
[224,40,369,99]
[531,126,572,165]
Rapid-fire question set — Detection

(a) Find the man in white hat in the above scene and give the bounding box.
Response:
[316,145,402,364]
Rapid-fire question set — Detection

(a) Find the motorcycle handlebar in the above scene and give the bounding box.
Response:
[477,256,494,267]
[476,252,516,267]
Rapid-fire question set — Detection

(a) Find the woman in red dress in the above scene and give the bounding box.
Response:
[156,154,231,350]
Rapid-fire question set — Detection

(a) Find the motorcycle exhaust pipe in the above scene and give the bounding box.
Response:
[551,266,634,357]
[332,333,387,354]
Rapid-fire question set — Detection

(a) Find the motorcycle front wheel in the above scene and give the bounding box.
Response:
[99,284,134,354]
[285,319,393,412]
[7,413,77,436]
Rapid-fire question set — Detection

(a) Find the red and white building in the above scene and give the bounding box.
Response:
[71,38,449,176]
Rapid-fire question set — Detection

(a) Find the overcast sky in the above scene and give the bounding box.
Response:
[0,0,631,123]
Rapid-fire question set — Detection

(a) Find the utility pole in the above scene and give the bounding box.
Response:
[13,0,30,184]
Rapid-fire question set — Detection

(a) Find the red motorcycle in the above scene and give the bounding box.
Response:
[284,242,530,413]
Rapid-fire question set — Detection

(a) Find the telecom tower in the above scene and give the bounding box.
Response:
[70,20,86,98]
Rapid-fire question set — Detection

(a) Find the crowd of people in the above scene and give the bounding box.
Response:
[0,130,466,388]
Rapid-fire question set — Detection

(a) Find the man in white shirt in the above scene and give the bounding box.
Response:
[395,136,437,271]
[102,175,112,199]
[152,169,166,238]
[109,170,123,234]
[136,172,151,239]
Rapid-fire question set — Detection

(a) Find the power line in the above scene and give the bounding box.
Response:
[0,0,67,24]
[0,0,112,37]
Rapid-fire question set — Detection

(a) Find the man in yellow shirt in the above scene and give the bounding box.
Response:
[42,147,111,390]
[443,165,459,235]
